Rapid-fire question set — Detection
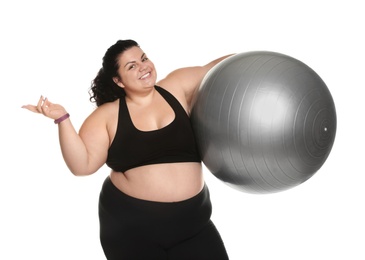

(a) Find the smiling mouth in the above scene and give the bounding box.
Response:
[140,72,150,79]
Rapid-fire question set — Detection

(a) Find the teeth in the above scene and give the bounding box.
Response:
[141,73,150,79]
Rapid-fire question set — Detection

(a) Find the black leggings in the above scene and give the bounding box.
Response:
[98,177,229,260]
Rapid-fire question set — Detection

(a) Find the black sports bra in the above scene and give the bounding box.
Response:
[106,86,201,172]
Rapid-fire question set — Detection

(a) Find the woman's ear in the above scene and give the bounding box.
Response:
[113,77,125,88]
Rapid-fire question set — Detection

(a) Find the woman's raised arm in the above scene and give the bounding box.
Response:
[22,96,109,176]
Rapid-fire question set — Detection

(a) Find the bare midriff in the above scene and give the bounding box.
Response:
[109,162,204,202]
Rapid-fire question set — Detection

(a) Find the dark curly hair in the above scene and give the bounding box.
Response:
[89,39,140,107]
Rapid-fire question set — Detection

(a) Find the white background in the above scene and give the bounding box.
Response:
[1,0,364,259]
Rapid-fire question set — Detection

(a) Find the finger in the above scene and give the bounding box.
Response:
[43,97,51,108]
[36,96,46,112]
[42,98,51,115]
[21,104,40,113]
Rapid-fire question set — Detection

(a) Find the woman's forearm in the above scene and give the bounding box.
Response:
[57,119,90,176]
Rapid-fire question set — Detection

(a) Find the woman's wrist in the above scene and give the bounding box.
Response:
[54,113,70,124]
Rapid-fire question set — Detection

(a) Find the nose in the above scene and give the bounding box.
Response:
[139,63,148,71]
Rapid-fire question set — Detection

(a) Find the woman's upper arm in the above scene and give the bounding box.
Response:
[163,54,234,90]
[78,108,111,174]
[158,66,206,111]
[158,54,234,111]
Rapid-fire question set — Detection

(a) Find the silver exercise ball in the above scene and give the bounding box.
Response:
[191,51,337,194]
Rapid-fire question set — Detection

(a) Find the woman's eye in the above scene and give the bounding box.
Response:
[142,57,148,62]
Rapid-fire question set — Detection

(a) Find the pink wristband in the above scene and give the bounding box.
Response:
[54,113,70,124]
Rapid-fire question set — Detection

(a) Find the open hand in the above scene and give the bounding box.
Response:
[22,96,68,120]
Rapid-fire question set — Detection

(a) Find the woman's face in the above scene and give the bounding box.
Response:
[113,46,157,93]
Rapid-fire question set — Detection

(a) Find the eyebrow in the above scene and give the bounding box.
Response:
[124,53,146,68]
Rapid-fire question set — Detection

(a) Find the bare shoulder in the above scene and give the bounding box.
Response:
[158,66,207,90]
[157,54,233,112]
[157,66,207,111]
[158,54,233,95]
[80,99,119,133]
